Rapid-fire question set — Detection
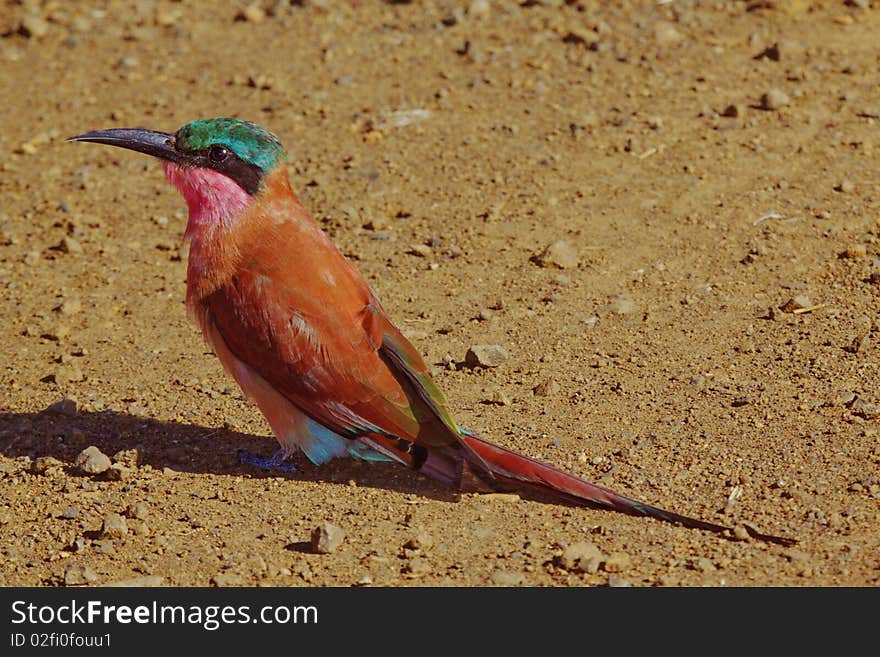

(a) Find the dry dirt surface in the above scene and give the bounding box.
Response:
[1,0,879,588]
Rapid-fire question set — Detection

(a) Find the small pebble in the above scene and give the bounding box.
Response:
[478,493,520,503]
[780,295,812,313]
[43,325,70,341]
[113,448,141,468]
[126,502,150,520]
[104,576,164,587]
[851,399,880,419]
[733,525,751,541]
[490,570,525,586]
[354,573,373,586]
[240,4,265,22]
[75,446,111,475]
[603,552,631,573]
[653,21,682,46]
[106,463,131,481]
[402,556,432,578]
[469,0,491,17]
[835,180,855,193]
[601,295,639,315]
[757,43,781,61]
[32,456,64,475]
[100,513,128,539]
[47,398,77,416]
[155,8,180,26]
[761,88,790,110]
[61,236,83,254]
[311,521,345,554]
[465,344,510,368]
[532,379,560,397]
[721,104,742,118]
[607,576,632,587]
[60,296,82,315]
[403,530,434,552]
[20,14,49,38]
[535,240,579,269]
[783,549,809,563]
[558,541,604,573]
[553,273,571,286]
[54,363,84,385]
[61,507,80,520]
[407,244,432,258]
[488,390,512,406]
[212,572,243,586]
[0,461,19,476]
[64,564,98,586]
[129,520,150,536]
[692,557,716,573]
[842,244,866,259]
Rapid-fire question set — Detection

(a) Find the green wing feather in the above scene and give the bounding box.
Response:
[378,322,493,473]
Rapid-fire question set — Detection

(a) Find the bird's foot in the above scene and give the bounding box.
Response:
[237,448,299,472]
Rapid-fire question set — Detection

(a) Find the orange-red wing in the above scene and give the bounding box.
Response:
[206,274,415,442]
[203,199,459,447]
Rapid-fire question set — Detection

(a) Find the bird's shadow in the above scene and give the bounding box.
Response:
[0,403,458,502]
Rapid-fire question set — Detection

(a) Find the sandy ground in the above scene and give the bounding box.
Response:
[1,0,878,587]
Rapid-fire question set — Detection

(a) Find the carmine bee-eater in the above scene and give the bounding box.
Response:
[68,118,793,545]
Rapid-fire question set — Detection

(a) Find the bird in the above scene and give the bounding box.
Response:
[68,118,793,546]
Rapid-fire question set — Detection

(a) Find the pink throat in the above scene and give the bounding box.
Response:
[163,163,253,238]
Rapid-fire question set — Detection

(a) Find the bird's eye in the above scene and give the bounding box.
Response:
[208,145,230,162]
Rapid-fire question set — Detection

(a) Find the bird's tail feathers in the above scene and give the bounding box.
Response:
[459,431,796,546]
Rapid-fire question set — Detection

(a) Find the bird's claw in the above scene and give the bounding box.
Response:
[237,448,299,472]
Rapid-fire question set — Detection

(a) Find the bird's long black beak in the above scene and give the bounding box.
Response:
[66,128,185,164]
